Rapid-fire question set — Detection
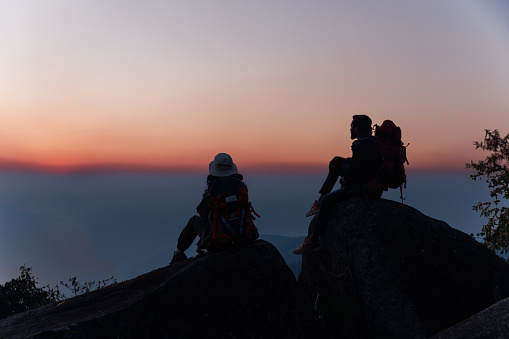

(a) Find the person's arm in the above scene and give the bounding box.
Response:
[196,189,211,221]
[343,138,377,186]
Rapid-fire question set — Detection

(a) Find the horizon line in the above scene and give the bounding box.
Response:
[0,159,471,175]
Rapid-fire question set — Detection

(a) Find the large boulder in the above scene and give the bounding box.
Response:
[0,240,330,339]
[298,197,509,339]
[431,297,509,339]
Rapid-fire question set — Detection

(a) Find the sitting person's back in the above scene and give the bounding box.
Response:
[293,115,382,254]
[170,153,259,264]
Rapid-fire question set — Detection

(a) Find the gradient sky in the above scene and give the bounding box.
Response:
[1,0,508,172]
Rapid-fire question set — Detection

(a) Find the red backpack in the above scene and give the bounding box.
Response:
[207,177,259,250]
[364,120,409,201]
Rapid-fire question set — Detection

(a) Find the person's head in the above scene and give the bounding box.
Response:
[350,115,372,139]
[209,153,238,177]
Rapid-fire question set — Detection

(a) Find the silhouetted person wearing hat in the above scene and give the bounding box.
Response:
[170,153,245,264]
[292,115,382,254]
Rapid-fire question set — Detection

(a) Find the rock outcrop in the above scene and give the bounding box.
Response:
[431,297,509,339]
[0,240,330,339]
[298,197,509,339]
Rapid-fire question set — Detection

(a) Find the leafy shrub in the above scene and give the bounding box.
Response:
[466,129,509,256]
[0,265,116,320]
[0,265,52,319]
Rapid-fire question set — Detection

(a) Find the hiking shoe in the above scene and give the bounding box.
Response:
[170,251,187,265]
[305,200,320,217]
[292,237,320,254]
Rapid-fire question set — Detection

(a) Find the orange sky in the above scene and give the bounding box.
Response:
[1,1,508,173]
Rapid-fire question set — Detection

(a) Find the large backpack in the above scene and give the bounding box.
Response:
[206,176,259,250]
[364,120,409,201]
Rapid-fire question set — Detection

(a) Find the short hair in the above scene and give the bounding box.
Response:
[352,115,372,134]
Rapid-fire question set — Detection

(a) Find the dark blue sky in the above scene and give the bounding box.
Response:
[0,170,490,286]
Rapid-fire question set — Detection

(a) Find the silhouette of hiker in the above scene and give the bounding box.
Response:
[293,115,382,254]
[170,153,246,264]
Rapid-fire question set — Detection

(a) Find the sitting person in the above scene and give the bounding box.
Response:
[293,115,382,254]
[170,153,258,264]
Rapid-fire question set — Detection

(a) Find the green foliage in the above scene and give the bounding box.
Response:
[0,265,116,320]
[0,265,53,319]
[466,129,509,256]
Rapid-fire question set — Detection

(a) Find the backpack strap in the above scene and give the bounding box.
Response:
[249,202,260,219]
[399,185,405,204]
[219,212,243,238]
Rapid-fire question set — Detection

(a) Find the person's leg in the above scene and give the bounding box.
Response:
[296,158,355,253]
[306,157,350,217]
[295,186,357,254]
[171,215,208,264]
[176,215,208,251]
[318,157,350,196]
[313,186,357,236]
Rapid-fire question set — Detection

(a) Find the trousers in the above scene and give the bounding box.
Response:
[176,215,211,251]
[314,157,359,236]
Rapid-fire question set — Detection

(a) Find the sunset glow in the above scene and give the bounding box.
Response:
[1,1,508,173]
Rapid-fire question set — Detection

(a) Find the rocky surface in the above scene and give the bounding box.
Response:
[0,240,330,339]
[298,197,509,339]
[431,297,509,339]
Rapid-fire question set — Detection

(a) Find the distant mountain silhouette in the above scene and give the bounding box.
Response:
[258,234,304,277]
[118,233,305,280]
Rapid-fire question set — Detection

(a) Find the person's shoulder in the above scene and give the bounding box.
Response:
[208,173,244,185]
[353,135,373,145]
[352,136,377,153]
[359,135,376,141]
[232,173,244,181]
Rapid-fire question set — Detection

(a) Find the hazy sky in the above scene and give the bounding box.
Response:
[1,1,508,172]
[0,171,492,286]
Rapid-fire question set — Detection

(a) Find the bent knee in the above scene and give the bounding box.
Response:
[329,156,341,170]
[187,215,202,224]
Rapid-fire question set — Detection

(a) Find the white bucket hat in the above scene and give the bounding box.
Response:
[209,153,238,177]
